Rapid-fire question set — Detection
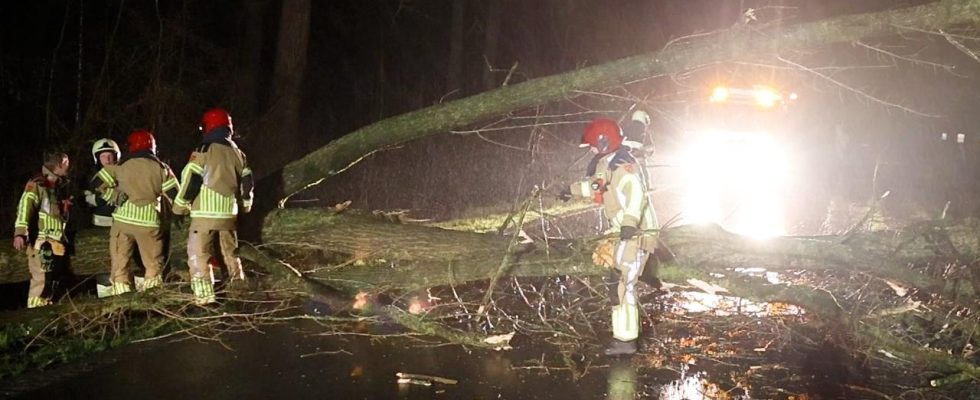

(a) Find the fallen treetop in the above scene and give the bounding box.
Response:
[275,0,980,197]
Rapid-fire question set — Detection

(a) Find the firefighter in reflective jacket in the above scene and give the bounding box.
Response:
[92,130,180,294]
[13,152,73,308]
[85,138,121,227]
[560,111,658,356]
[173,108,254,305]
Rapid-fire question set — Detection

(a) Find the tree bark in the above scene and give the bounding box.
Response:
[447,0,465,97]
[249,0,311,174]
[233,0,271,115]
[481,0,501,91]
[4,208,976,305]
[271,0,980,198]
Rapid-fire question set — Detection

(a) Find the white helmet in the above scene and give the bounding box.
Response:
[91,138,121,164]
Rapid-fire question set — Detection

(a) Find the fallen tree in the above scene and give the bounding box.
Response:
[271,0,980,199]
[3,208,977,302]
[4,1,980,391]
[2,207,978,387]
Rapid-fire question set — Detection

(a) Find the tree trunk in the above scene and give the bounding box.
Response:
[233,0,271,115]
[4,208,977,304]
[447,0,465,97]
[270,0,980,199]
[4,210,979,384]
[481,0,501,91]
[249,0,311,174]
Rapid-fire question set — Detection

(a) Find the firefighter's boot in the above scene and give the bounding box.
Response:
[604,339,637,356]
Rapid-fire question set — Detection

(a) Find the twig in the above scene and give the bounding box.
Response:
[481,187,541,314]
[395,372,458,385]
[777,56,943,118]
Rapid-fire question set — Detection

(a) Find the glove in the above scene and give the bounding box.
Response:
[620,226,638,241]
[557,188,573,202]
[631,110,651,126]
[84,190,98,207]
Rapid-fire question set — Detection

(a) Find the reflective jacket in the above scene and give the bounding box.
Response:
[174,128,254,230]
[87,169,117,227]
[569,148,658,238]
[93,152,180,228]
[14,167,70,243]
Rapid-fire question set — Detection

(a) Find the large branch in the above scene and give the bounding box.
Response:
[276,0,980,196]
[2,209,978,300]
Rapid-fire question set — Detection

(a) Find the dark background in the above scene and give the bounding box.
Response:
[2,0,979,231]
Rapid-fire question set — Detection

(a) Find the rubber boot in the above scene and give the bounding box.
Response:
[604,339,637,356]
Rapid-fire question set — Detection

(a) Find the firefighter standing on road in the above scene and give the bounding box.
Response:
[173,108,254,305]
[85,138,121,228]
[92,130,180,294]
[13,152,73,308]
[560,111,659,356]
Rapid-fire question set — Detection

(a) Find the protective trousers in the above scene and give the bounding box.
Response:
[187,228,243,304]
[109,223,165,294]
[25,241,69,308]
[26,246,52,308]
[611,237,649,342]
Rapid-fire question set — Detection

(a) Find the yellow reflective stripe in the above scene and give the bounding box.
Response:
[101,187,115,202]
[112,282,132,295]
[113,202,161,227]
[242,167,252,177]
[616,174,644,221]
[612,303,640,341]
[175,161,203,205]
[37,212,66,240]
[162,177,178,191]
[96,168,116,186]
[189,186,237,219]
[15,191,37,229]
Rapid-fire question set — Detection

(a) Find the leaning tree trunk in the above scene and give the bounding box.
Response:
[269,0,980,199]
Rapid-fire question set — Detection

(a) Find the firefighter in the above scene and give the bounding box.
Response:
[559,111,658,356]
[91,130,180,294]
[13,152,73,308]
[173,107,254,305]
[84,138,121,227]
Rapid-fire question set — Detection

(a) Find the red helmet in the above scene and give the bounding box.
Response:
[200,107,233,135]
[127,129,156,154]
[580,118,623,154]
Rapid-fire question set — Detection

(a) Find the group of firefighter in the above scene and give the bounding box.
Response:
[12,107,656,357]
[12,107,254,309]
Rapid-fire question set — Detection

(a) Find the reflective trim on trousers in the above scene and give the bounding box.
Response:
[27,296,52,308]
[612,240,646,342]
[112,282,132,296]
[612,303,640,341]
[139,276,163,291]
[191,277,215,305]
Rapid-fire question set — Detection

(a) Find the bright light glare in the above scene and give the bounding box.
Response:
[679,130,788,238]
[753,86,780,108]
[709,86,728,103]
